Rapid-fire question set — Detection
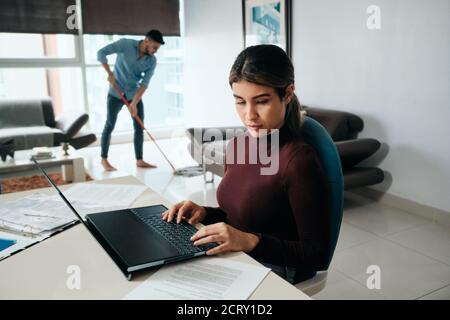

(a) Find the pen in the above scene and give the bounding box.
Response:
[23,213,60,219]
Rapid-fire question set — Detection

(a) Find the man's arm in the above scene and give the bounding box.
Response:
[97,39,125,88]
[102,63,116,87]
[128,57,155,117]
[128,86,147,117]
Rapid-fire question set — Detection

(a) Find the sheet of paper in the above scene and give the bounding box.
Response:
[124,257,270,300]
[63,184,147,207]
[0,192,123,235]
[0,192,124,260]
[0,193,76,234]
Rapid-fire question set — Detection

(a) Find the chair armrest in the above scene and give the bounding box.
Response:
[335,138,381,168]
[55,113,89,140]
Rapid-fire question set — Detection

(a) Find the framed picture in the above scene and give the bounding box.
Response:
[242,0,292,58]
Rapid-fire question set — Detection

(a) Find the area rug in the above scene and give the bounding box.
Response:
[0,173,93,194]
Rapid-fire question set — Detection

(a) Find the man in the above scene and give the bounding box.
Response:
[97,29,164,171]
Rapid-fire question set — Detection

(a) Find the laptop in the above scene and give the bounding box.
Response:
[31,158,218,280]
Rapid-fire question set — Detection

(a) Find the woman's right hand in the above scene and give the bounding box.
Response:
[162,200,207,225]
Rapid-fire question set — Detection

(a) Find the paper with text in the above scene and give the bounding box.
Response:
[63,184,147,207]
[124,257,270,300]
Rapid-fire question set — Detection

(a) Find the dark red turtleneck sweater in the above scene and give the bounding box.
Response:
[203,126,331,271]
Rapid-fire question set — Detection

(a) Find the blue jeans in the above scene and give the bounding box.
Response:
[101,94,144,160]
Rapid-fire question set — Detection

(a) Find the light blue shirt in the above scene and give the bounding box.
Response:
[97,38,157,100]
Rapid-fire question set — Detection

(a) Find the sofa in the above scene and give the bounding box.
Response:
[0,98,96,151]
[186,106,384,190]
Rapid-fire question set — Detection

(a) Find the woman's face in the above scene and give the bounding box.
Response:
[232,80,292,137]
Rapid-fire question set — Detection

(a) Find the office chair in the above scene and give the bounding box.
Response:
[294,116,344,296]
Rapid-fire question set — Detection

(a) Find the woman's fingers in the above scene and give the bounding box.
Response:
[206,243,227,255]
[193,235,221,246]
[176,202,193,224]
[164,201,184,222]
[191,223,224,241]
[187,214,201,225]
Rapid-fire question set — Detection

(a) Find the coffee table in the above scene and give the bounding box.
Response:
[0,145,85,183]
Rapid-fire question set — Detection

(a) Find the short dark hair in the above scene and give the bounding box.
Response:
[146,29,165,45]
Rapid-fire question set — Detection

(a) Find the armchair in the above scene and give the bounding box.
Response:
[0,97,96,151]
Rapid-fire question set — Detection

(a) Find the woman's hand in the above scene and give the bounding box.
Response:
[162,200,207,225]
[190,222,260,255]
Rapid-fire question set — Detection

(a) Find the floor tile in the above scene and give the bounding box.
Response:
[331,238,450,299]
[418,285,450,300]
[386,223,450,266]
[335,222,379,252]
[343,200,431,237]
[312,269,386,300]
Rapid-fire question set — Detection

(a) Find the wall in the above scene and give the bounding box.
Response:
[183,0,244,128]
[292,0,450,212]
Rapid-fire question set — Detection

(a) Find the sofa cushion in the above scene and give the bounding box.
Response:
[0,99,45,128]
[304,106,364,141]
[335,138,381,168]
[0,127,62,150]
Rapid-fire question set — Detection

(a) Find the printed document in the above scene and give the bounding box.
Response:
[124,257,270,300]
[63,184,147,207]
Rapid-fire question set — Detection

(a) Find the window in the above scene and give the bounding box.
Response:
[0,68,83,116]
[0,33,75,59]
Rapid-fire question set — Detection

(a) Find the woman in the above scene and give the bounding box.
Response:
[163,45,330,283]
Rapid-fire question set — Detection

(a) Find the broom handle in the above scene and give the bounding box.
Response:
[111,83,177,173]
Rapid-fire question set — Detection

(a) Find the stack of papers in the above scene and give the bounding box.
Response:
[124,257,270,300]
[0,183,148,260]
[29,147,54,160]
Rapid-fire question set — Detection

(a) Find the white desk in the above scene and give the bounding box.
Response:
[0,176,310,300]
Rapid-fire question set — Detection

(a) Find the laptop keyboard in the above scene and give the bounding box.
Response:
[130,209,214,255]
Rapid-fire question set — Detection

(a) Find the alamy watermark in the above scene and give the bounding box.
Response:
[191,127,280,176]
[66,265,81,290]
[367,5,381,30]
[366,265,381,290]
[66,5,79,31]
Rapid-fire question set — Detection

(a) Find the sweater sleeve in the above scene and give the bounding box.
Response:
[202,206,227,225]
[249,144,331,270]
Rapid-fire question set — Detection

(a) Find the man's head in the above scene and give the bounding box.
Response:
[141,29,165,55]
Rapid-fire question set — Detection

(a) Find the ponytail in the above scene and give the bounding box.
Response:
[284,94,305,138]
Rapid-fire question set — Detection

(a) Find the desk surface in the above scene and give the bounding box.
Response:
[0,176,310,300]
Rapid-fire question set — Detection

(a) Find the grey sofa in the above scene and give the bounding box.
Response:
[186,106,384,190]
[0,98,96,151]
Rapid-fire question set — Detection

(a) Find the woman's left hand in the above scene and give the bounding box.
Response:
[191,222,260,255]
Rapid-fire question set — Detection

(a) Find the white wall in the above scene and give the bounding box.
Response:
[183,0,243,128]
[292,0,450,212]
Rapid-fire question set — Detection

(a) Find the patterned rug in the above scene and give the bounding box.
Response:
[0,173,93,194]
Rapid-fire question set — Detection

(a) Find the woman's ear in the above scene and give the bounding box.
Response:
[284,84,295,104]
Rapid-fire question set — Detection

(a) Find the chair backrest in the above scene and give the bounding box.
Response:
[301,116,344,269]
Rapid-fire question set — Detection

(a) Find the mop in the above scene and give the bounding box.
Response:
[111,83,203,177]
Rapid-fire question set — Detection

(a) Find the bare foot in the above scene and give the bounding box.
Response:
[101,158,117,171]
[136,160,157,169]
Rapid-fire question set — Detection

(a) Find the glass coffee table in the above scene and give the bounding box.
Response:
[0,145,86,183]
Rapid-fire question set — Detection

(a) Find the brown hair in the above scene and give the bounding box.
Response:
[229,44,303,137]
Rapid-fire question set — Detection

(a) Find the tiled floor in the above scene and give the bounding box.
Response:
[77,137,450,300]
